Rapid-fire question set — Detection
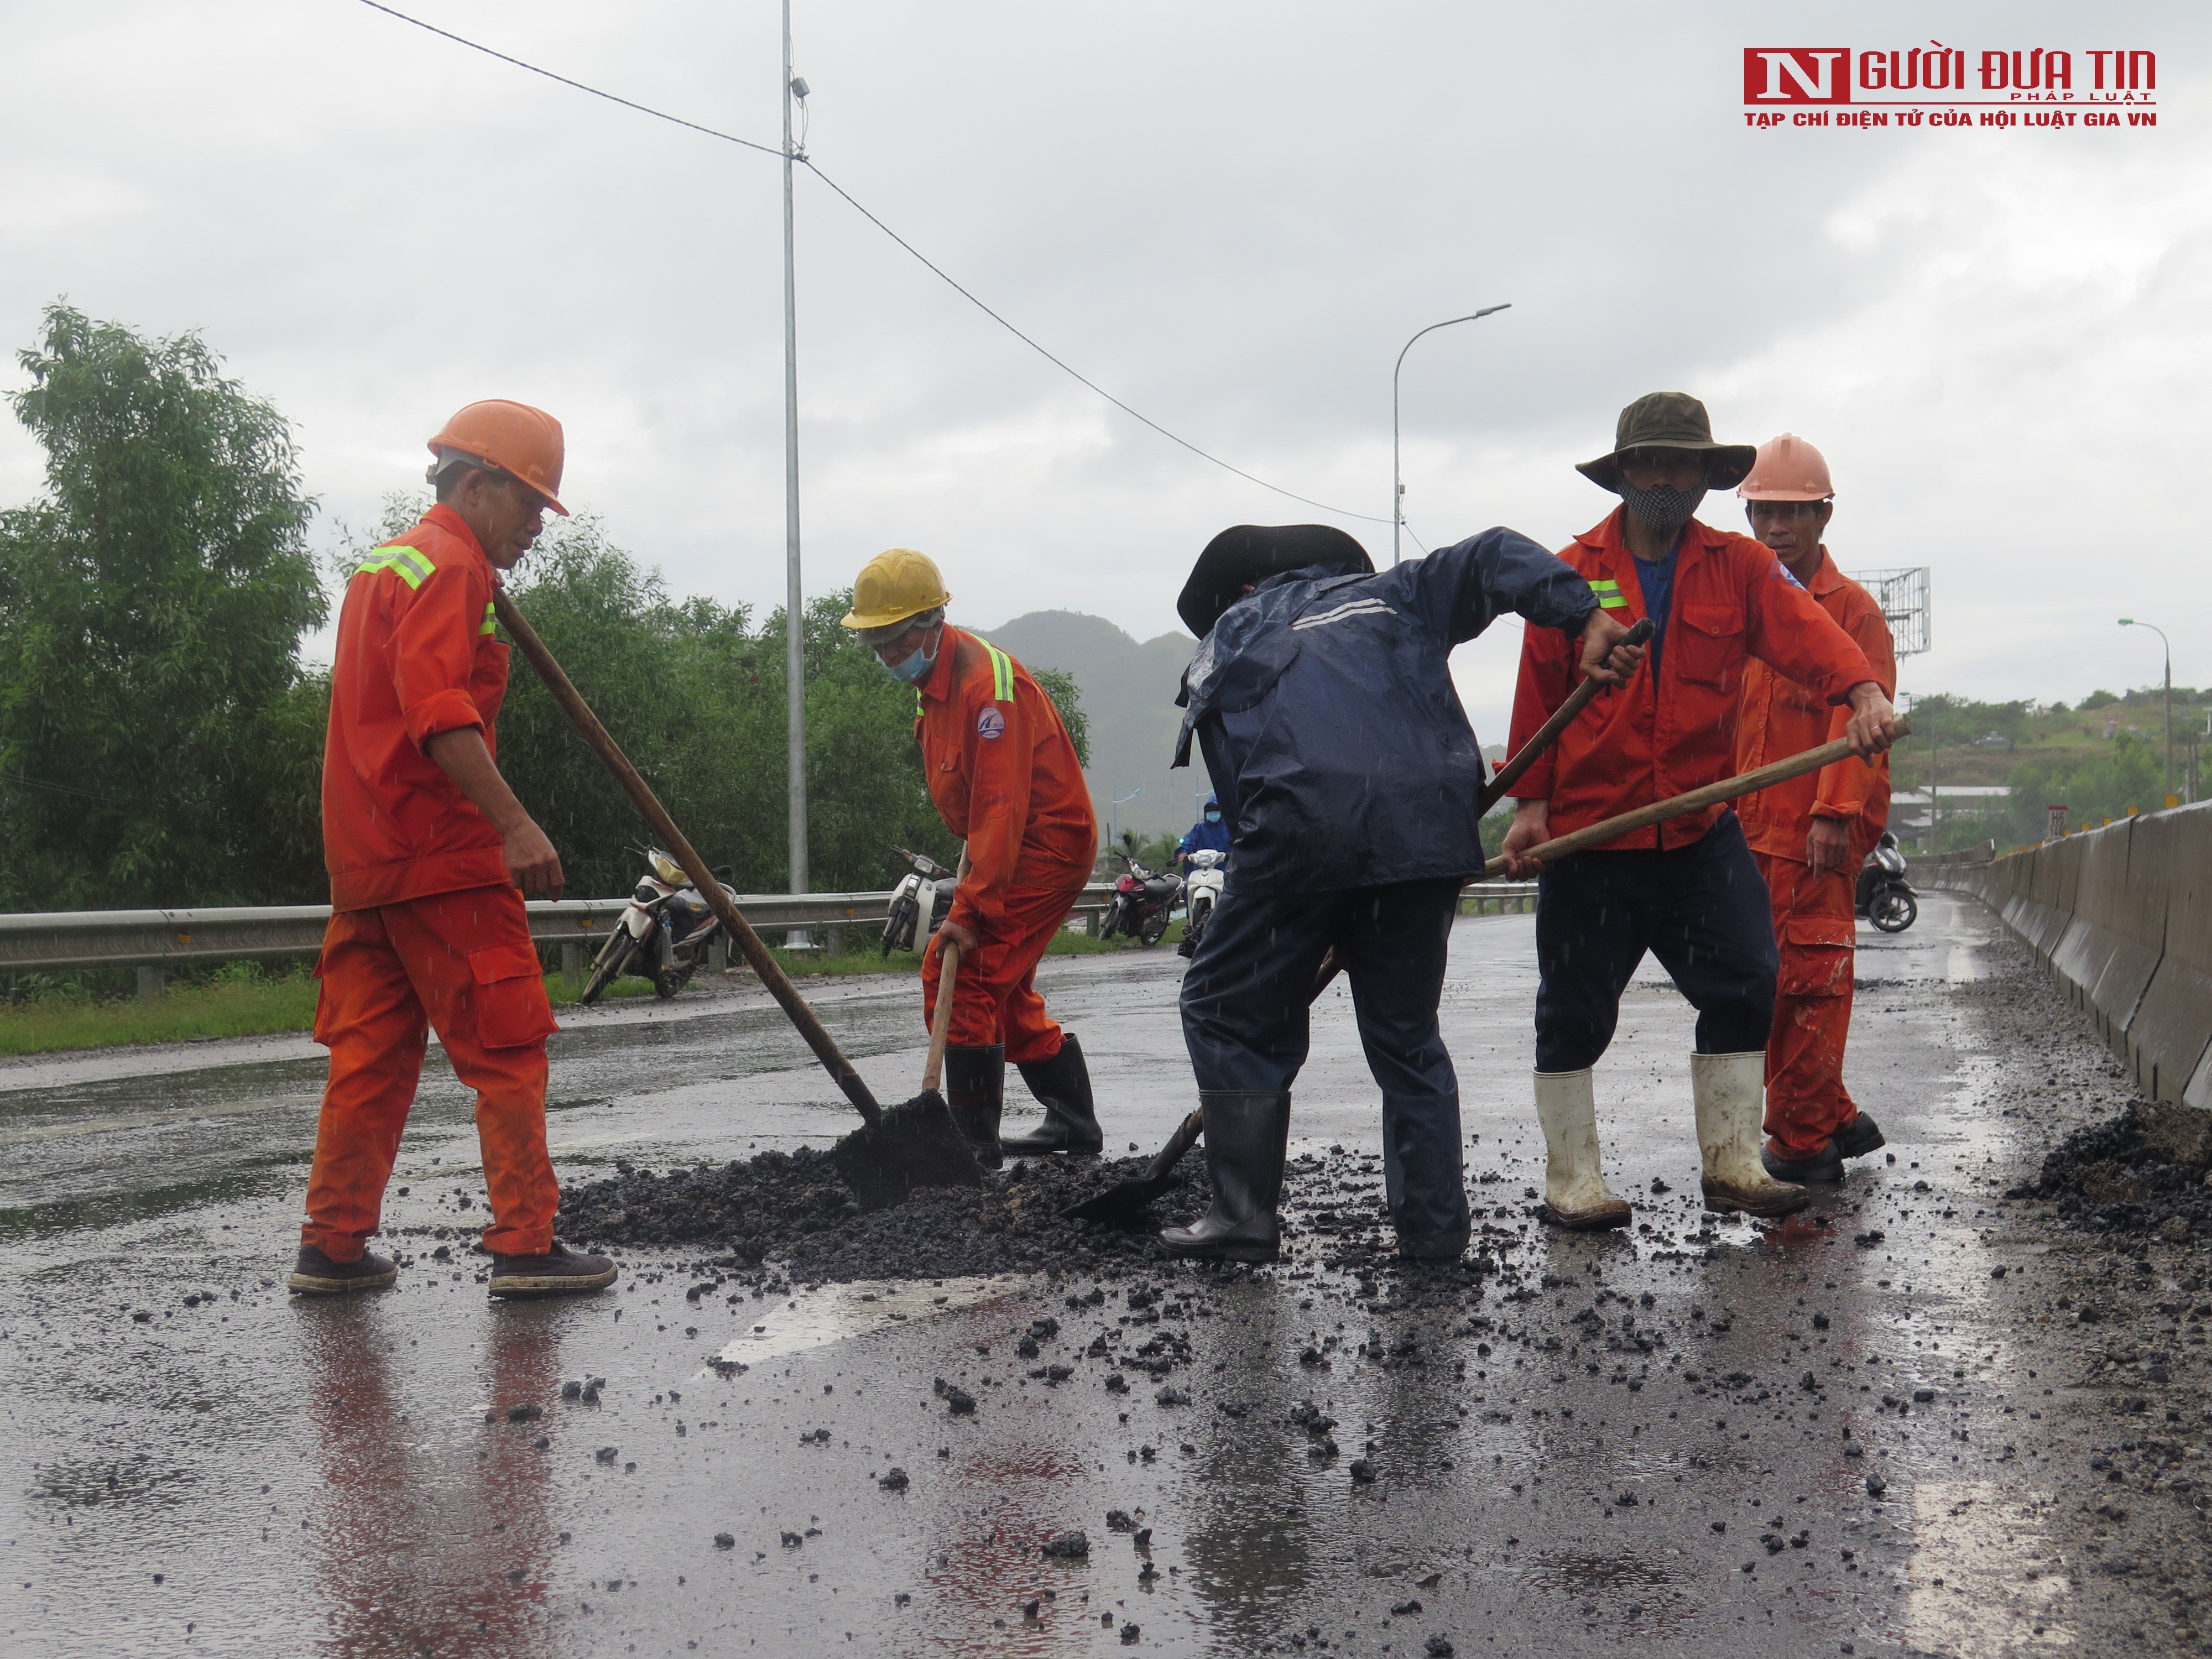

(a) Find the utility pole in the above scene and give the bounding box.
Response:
[2120,619,2175,805]
[1391,306,1510,566]
[781,0,809,913]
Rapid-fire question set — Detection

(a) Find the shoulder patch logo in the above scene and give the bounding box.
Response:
[976,705,1006,741]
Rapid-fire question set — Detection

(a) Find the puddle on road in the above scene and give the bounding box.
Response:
[709,1273,1038,1370]
[1904,1480,2077,1652]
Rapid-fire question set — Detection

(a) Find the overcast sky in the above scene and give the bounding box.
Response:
[2,0,2203,744]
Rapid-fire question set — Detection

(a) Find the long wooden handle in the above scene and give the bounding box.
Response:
[1478,616,1655,813]
[1479,716,1912,878]
[493,589,885,1128]
[923,942,962,1092]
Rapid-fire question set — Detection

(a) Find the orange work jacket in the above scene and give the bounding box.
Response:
[916,627,1097,931]
[1734,546,1896,863]
[323,504,512,911]
[1507,510,1877,851]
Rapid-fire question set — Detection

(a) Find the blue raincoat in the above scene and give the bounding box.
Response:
[1173,527,1597,894]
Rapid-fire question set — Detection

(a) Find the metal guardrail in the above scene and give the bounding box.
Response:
[0,887,1119,978]
[0,876,1543,982]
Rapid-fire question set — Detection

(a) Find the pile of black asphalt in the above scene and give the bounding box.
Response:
[2013,1099,2212,1241]
[553,1139,1499,1288]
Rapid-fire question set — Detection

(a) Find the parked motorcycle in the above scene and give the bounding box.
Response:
[1176,847,1225,959]
[881,844,958,956]
[580,848,739,1005]
[1855,832,1918,933]
[1101,834,1181,948]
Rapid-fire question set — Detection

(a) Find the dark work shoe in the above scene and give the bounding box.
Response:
[944,1044,1006,1171]
[288,1244,398,1296]
[1761,1140,1845,1183]
[487,1241,618,1298]
[1003,1034,1104,1155]
[1832,1113,1886,1161]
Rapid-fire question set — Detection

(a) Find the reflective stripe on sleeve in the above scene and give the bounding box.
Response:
[356,542,438,590]
[480,602,498,636]
[1587,577,1629,610]
[984,642,1015,702]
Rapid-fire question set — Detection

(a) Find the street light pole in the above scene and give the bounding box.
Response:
[1111,787,1142,848]
[2120,618,2174,803]
[1392,305,1510,566]
[781,0,809,910]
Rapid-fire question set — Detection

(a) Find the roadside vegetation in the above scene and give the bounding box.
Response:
[1893,688,2206,851]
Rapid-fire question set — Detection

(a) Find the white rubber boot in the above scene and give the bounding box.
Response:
[1694,1050,1811,1217]
[1533,1068,1631,1230]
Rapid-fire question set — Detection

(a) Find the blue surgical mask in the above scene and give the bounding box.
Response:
[885,643,937,684]
[1204,809,1221,824]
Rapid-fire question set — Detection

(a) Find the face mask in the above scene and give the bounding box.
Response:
[1620,479,1707,538]
[885,644,936,684]
[1204,809,1221,824]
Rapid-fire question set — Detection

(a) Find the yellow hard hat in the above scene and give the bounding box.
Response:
[842,548,951,633]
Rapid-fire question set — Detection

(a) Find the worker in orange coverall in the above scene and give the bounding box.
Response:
[840,549,1101,1168]
[289,401,615,1300]
[1733,434,1896,1182]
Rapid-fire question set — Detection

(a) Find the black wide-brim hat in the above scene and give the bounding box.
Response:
[1177,524,1375,638]
[1576,392,1757,494]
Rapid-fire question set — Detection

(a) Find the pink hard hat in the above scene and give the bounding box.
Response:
[1737,432,1833,501]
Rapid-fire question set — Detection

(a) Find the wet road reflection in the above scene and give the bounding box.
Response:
[0,897,2156,1655]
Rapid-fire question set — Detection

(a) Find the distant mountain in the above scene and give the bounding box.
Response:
[978,611,1203,838]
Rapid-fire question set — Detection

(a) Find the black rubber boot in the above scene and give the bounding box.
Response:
[1002,1034,1104,1155]
[487,1240,619,1298]
[944,1044,1005,1172]
[288,1244,398,1296]
[1159,1091,1291,1262]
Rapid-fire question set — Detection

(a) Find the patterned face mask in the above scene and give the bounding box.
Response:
[1619,480,1707,535]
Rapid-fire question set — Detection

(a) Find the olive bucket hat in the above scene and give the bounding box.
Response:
[1576,392,1757,494]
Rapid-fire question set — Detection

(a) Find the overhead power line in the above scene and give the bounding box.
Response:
[350,0,1389,525]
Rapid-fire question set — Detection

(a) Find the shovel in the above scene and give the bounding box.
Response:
[1065,619,1659,1227]
[493,591,982,1210]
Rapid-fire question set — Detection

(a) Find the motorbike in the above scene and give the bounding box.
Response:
[1855,832,1918,933]
[580,847,739,1005]
[881,844,958,956]
[1176,847,1225,959]
[1101,834,1181,948]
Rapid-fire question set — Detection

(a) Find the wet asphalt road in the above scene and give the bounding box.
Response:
[1,894,2205,1657]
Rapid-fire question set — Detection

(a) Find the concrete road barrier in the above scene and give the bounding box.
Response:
[1924,800,2212,1113]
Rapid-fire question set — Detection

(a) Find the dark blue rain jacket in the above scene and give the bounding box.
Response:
[1173,528,1596,895]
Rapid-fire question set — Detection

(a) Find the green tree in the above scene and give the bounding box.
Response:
[2005,730,2165,843]
[0,305,324,907]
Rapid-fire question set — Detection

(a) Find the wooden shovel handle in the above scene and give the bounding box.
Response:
[924,942,962,1093]
[1479,717,1912,878]
[493,589,886,1127]
[1478,615,1655,813]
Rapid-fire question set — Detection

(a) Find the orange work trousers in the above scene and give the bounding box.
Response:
[1755,852,1861,1158]
[301,883,562,1262]
[920,884,1083,1066]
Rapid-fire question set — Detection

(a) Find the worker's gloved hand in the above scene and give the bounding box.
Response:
[1806,815,1850,877]
[1500,799,1550,879]
[504,820,565,901]
[1843,684,1901,758]
[937,918,981,958]
[1577,608,1645,687]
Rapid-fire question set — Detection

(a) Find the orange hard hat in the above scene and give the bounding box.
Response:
[1737,432,1833,502]
[426,399,568,515]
